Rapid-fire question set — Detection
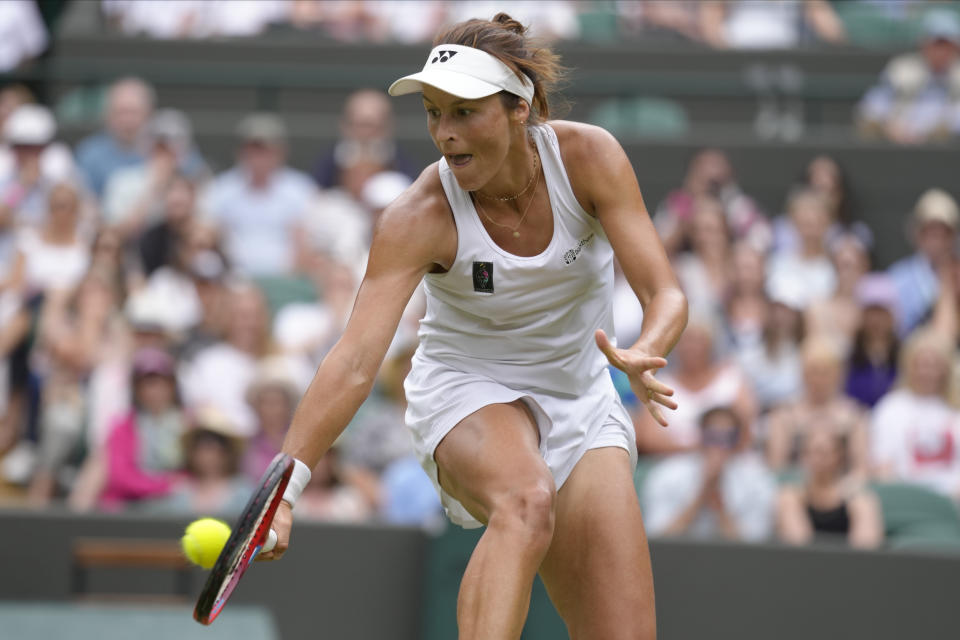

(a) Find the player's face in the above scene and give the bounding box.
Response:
[422,86,525,192]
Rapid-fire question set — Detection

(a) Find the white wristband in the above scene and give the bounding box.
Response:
[281,458,312,508]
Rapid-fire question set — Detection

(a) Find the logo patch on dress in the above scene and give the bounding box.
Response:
[472,261,494,293]
[563,233,595,264]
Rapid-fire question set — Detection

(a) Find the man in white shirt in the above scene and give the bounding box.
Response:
[200,113,316,277]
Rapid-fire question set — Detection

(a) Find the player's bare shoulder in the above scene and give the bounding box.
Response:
[373,161,457,271]
[548,120,632,215]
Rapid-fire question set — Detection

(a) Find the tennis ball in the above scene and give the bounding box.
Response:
[181,518,231,569]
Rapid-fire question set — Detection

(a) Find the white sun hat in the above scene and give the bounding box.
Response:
[388,44,534,105]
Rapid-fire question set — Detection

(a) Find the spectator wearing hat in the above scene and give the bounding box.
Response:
[75,77,155,198]
[68,347,187,512]
[142,406,253,517]
[242,356,302,482]
[857,8,960,143]
[644,406,776,542]
[845,273,901,408]
[199,112,316,277]
[887,188,960,336]
[0,103,77,230]
[102,109,209,241]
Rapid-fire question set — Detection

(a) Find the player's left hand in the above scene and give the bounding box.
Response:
[595,329,677,427]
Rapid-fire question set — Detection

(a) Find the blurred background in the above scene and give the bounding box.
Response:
[1,1,960,638]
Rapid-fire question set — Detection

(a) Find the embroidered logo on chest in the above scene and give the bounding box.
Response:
[473,261,494,293]
[563,233,595,265]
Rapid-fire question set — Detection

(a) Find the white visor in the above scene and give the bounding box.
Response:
[388,44,535,105]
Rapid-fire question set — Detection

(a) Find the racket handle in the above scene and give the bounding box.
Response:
[261,528,278,554]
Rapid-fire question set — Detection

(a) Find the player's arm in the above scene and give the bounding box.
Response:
[559,121,688,424]
[262,169,452,559]
[281,170,450,469]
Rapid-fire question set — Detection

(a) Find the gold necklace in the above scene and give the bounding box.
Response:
[473,158,541,239]
[475,148,540,202]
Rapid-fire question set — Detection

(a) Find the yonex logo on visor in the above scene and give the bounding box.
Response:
[431,50,458,64]
[388,44,535,106]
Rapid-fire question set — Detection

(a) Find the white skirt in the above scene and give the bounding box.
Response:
[404,352,638,529]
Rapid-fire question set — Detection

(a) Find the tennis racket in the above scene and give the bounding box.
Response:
[193,452,294,625]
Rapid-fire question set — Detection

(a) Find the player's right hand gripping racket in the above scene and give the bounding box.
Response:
[193,452,294,625]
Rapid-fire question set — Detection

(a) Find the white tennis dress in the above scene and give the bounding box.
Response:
[404,123,636,528]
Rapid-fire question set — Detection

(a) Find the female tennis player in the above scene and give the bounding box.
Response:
[262,13,687,639]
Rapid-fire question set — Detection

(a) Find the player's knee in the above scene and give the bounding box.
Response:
[489,479,556,549]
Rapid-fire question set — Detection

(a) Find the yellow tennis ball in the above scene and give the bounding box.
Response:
[181,518,231,569]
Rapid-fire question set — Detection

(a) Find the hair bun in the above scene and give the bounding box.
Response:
[492,12,526,36]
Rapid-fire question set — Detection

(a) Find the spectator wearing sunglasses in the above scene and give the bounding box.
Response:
[643,406,776,541]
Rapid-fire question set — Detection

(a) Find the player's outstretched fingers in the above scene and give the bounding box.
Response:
[651,392,678,411]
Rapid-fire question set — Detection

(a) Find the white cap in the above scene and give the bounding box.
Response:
[389,44,534,105]
[4,104,55,146]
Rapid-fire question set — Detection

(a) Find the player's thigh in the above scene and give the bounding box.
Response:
[539,447,656,640]
[434,399,554,525]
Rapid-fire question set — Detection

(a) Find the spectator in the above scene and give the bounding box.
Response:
[766,187,837,309]
[776,429,884,549]
[138,173,200,277]
[272,258,357,365]
[28,265,126,502]
[871,328,960,500]
[653,148,769,255]
[672,197,732,318]
[200,113,316,276]
[765,336,870,478]
[143,406,253,516]
[699,0,845,49]
[179,282,273,436]
[312,89,417,190]
[0,104,76,230]
[179,244,230,360]
[294,446,373,523]
[242,356,301,482]
[774,155,872,253]
[737,291,805,411]
[644,406,776,542]
[68,347,186,512]
[6,182,90,297]
[805,233,870,354]
[638,316,756,454]
[725,241,768,346]
[0,0,48,72]
[857,8,960,143]
[845,273,901,408]
[75,77,154,198]
[888,188,959,336]
[102,109,208,240]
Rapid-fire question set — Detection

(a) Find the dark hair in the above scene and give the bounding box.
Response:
[800,154,858,226]
[699,406,745,449]
[434,13,566,123]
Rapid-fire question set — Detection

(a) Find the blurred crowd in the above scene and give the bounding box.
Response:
[0,2,956,553]
[0,77,440,529]
[94,0,942,51]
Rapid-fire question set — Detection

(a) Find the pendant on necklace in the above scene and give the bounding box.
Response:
[512,231,520,238]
